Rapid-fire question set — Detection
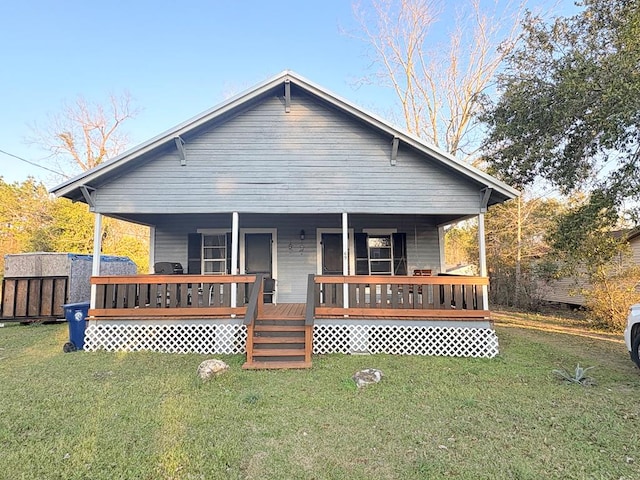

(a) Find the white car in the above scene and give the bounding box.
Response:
[624,303,640,368]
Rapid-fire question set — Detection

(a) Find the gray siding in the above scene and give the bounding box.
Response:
[540,276,587,306]
[541,237,640,306]
[630,237,640,266]
[153,213,441,303]
[94,91,483,216]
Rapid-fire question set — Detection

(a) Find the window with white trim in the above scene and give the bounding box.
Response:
[355,231,408,275]
[202,234,227,274]
[368,235,393,275]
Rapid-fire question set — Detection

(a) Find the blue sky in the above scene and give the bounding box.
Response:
[0,0,567,186]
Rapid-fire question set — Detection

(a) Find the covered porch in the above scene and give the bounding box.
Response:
[85,272,496,369]
[88,209,493,302]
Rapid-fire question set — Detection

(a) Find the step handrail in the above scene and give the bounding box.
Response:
[243,273,265,326]
[305,274,316,326]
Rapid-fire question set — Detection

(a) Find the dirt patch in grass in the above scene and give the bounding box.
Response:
[493,308,623,342]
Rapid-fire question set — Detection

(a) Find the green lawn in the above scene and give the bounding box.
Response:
[0,314,639,480]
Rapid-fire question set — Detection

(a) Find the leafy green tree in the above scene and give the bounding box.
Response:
[47,199,94,254]
[482,0,640,322]
[46,199,150,272]
[0,178,150,278]
[101,217,149,273]
[482,0,640,226]
[549,196,640,329]
[444,195,562,308]
[582,260,640,331]
[0,177,56,276]
[444,223,476,268]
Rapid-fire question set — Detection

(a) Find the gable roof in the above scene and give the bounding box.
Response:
[51,70,518,205]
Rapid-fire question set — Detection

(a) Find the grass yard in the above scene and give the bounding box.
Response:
[1,312,639,480]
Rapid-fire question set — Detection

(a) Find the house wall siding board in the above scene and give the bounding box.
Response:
[93,93,482,215]
[540,276,587,306]
[153,213,232,267]
[540,236,640,307]
[153,213,442,303]
[630,238,640,266]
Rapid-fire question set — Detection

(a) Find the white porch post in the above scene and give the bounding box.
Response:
[438,225,446,273]
[231,212,239,309]
[90,213,103,309]
[342,212,349,309]
[148,226,156,274]
[478,213,489,310]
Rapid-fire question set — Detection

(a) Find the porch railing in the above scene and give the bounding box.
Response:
[90,274,257,318]
[313,275,490,319]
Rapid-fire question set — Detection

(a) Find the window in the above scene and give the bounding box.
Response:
[202,234,227,274]
[368,235,393,275]
[354,232,407,275]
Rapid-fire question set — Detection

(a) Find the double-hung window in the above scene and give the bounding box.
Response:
[355,231,407,275]
[188,231,231,274]
[368,235,393,275]
[202,234,227,274]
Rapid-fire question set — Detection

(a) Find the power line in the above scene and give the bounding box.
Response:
[0,148,69,178]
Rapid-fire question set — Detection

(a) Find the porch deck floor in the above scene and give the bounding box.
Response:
[261,303,305,319]
[262,303,489,321]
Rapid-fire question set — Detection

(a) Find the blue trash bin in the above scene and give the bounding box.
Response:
[62,302,90,352]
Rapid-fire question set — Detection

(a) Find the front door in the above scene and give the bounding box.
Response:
[244,232,274,303]
[322,233,343,275]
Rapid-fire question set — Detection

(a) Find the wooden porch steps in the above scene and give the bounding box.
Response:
[254,324,306,332]
[252,348,306,356]
[243,361,312,370]
[252,336,304,344]
[243,304,311,370]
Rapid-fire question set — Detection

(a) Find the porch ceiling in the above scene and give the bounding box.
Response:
[105,212,474,228]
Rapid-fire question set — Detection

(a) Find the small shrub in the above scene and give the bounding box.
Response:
[552,364,595,386]
[582,266,640,331]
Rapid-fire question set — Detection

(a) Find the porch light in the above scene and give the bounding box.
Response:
[300,230,305,241]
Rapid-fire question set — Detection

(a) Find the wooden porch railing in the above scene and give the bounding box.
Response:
[303,274,317,364]
[314,275,490,319]
[90,274,257,318]
[305,274,316,326]
[244,274,265,365]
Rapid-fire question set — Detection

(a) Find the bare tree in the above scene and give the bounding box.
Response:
[30,92,139,174]
[353,0,522,160]
[28,92,149,271]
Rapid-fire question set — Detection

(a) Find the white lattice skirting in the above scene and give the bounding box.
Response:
[83,324,247,354]
[313,324,499,358]
[84,323,499,358]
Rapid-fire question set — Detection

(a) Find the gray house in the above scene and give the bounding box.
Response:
[51,71,518,368]
[540,229,640,307]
